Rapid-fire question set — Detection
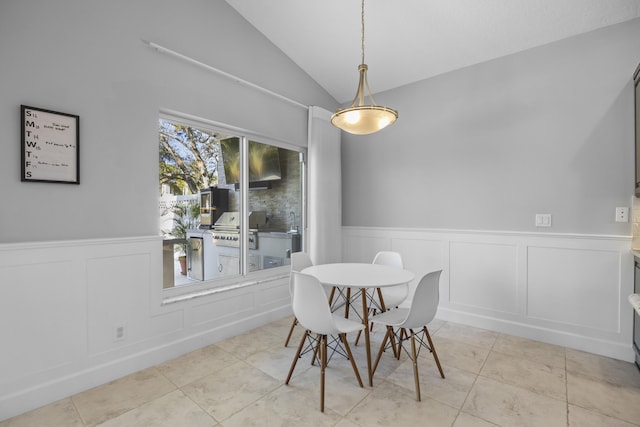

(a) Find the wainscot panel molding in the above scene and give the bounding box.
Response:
[0,236,290,421]
[343,226,635,362]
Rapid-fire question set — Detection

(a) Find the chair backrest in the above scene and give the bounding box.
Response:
[290,272,335,335]
[402,270,442,329]
[373,251,408,305]
[372,251,403,268]
[291,251,313,272]
[289,252,313,296]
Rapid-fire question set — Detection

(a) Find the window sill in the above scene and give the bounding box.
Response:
[161,269,290,306]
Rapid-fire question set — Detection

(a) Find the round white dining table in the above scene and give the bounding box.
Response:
[301,263,414,289]
[301,263,414,386]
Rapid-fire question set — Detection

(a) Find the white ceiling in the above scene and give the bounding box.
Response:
[225,0,640,103]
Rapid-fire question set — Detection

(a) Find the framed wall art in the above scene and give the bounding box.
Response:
[21,105,80,184]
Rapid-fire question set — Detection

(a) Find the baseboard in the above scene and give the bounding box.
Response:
[437,308,635,362]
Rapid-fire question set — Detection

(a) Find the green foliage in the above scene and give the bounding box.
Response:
[159,119,220,195]
[167,203,200,253]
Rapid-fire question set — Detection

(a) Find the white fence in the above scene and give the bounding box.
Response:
[159,194,199,235]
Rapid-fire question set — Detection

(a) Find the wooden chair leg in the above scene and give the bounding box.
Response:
[311,333,321,365]
[410,330,421,401]
[340,333,364,387]
[284,317,298,347]
[286,330,308,384]
[353,313,375,346]
[397,328,406,360]
[344,288,351,318]
[424,326,445,378]
[327,286,336,307]
[388,326,399,359]
[354,306,374,346]
[320,334,327,412]
[367,323,398,359]
[372,326,391,376]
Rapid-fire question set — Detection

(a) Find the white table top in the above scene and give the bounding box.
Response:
[301,263,414,288]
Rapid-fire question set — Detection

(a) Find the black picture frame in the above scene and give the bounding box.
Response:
[21,105,80,184]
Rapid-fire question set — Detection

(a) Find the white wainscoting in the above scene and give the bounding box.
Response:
[0,236,291,422]
[343,226,635,362]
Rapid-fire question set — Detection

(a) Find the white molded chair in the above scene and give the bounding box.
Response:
[370,270,445,401]
[355,251,409,346]
[372,251,409,308]
[285,272,364,412]
[284,252,314,347]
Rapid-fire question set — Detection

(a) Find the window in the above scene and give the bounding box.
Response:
[159,114,305,290]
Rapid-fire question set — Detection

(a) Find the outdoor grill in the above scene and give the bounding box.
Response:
[211,211,266,249]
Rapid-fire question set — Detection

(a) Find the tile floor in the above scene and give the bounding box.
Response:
[2,318,640,426]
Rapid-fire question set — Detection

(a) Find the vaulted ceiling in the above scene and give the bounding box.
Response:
[225,0,640,103]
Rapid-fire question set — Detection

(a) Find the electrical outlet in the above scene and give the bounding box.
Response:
[615,207,629,223]
[114,324,126,342]
[535,213,552,227]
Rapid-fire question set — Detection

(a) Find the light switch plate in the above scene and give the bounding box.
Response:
[535,214,552,227]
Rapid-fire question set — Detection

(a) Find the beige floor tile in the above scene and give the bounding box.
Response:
[568,404,639,427]
[245,345,310,382]
[566,348,640,388]
[283,324,308,349]
[156,344,241,387]
[428,318,447,333]
[354,328,388,355]
[385,357,475,409]
[453,412,501,427]
[334,419,362,427]
[215,327,283,360]
[480,350,566,401]
[182,360,281,422]
[428,336,491,374]
[346,380,459,427]
[97,390,216,427]
[367,347,404,382]
[492,334,566,368]
[258,315,305,344]
[462,376,567,427]
[71,367,176,427]
[434,323,499,349]
[258,315,296,335]
[0,398,83,427]
[10,320,640,427]
[567,371,640,425]
[286,359,371,416]
[221,384,341,426]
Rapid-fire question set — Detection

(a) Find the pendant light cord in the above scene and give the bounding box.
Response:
[361,0,366,65]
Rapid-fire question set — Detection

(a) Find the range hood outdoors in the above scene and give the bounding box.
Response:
[220,137,281,191]
[234,180,273,190]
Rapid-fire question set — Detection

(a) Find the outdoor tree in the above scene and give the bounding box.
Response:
[159,119,219,194]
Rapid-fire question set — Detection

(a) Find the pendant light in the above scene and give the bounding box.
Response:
[331,0,398,135]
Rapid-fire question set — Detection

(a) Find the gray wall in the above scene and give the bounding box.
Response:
[342,19,640,235]
[0,0,336,243]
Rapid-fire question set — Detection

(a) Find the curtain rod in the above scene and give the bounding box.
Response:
[142,39,308,110]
